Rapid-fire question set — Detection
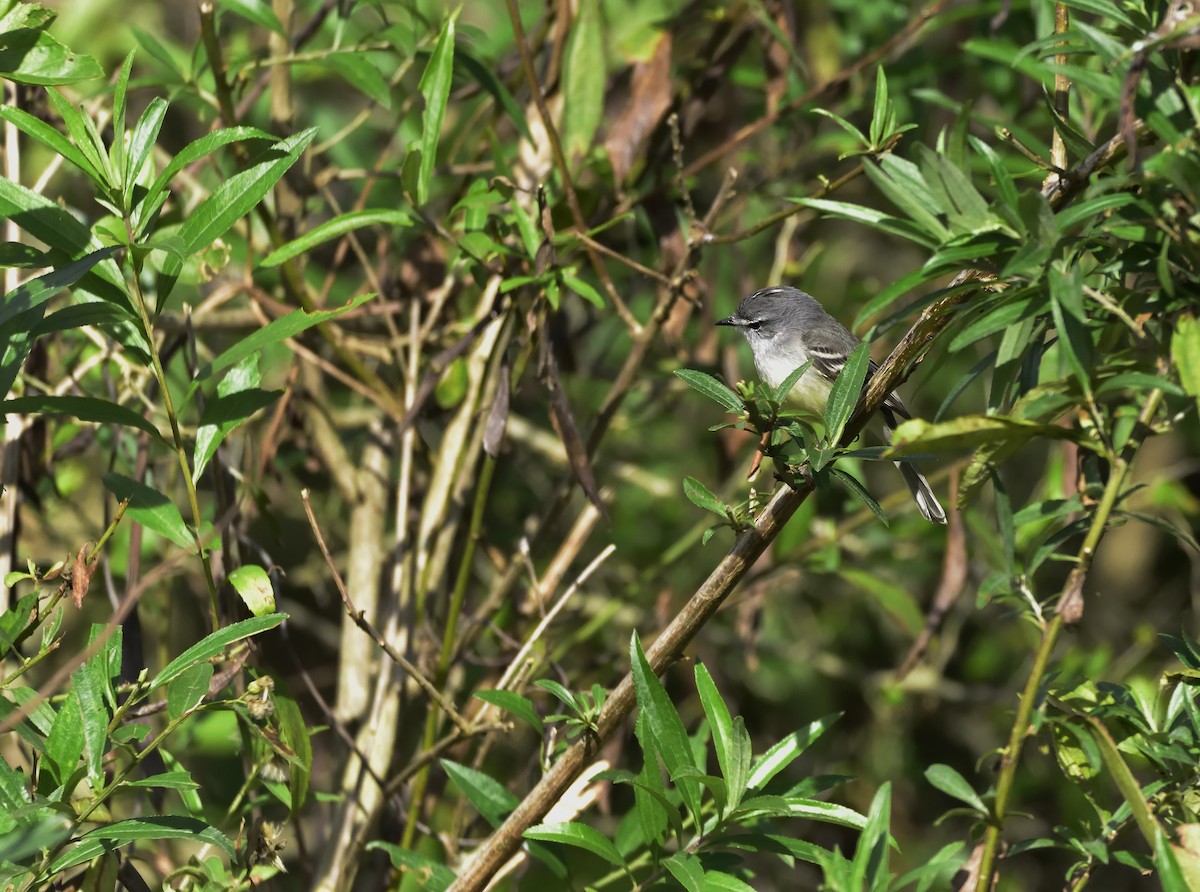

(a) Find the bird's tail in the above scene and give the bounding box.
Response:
[895,460,947,525]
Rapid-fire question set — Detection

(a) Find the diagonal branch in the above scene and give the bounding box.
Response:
[447,110,1153,892]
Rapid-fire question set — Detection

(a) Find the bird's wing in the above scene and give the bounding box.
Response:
[809,340,913,429]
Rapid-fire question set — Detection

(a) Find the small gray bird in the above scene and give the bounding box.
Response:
[717,285,947,525]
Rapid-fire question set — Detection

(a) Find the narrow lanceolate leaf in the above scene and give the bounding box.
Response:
[771,360,813,405]
[663,852,706,892]
[561,0,605,161]
[1172,314,1200,411]
[630,633,704,825]
[851,782,892,892]
[524,821,625,868]
[44,818,233,875]
[442,759,519,828]
[2,395,166,446]
[747,713,841,791]
[674,369,743,413]
[193,354,280,482]
[417,17,456,204]
[148,614,286,692]
[0,105,102,181]
[176,128,318,259]
[924,764,988,814]
[259,209,412,267]
[101,474,192,548]
[124,97,169,209]
[682,477,726,517]
[695,663,741,807]
[473,690,544,733]
[0,246,122,329]
[136,126,275,236]
[828,468,889,527]
[887,414,1083,458]
[189,292,375,394]
[824,339,872,444]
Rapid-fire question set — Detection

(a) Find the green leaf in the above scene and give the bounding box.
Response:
[793,197,937,247]
[701,872,758,892]
[887,414,1080,459]
[124,770,200,791]
[674,369,743,413]
[124,97,169,210]
[136,126,274,236]
[193,354,280,481]
[215,0,284,34]
[458,49,532,141]
[524,821,625,868]
[75,627,111,783]
[313,52,392,108]
[0,246,122,330]
[1156,827,1192,892]
[0,813,72,866]
[259,209,413,267]
[851,782,891,892]
[663,852,705,892]
[1048,264,1093,398]
[864,156,951,242]
[43,89,111,188]
[562,272,605,308]
[695,663,750,811]
[0,105,102,182]
[167,662,213,721]
[365,843,455,892]
[630,633,704,825]
[869,69,890,147]
[0,25,102,85]
[1173,314,1200,412]
[473,690,544,733]
[683,476,726,518]
[442,759,518,828]
[924,764,988,814]
[842,567,921,635]
[43,691,83,787]
[561,0,605,161]
[101,473,192,548]
[823,340,871,444]
[227,565,275,617]
[812,108,868,149]
[771,360,814,405]
[828,467,889,527]
[3,394,165,446]
[274,689,312,812]
[45,817,233,875]
[416,17,456,204]
[190,292,375,394]
[175,128,318,257]
[148,614,285,692]
[747,713,841,790]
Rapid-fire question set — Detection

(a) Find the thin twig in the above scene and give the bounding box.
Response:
[300,489,473,734]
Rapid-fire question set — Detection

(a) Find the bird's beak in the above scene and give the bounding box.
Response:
[715,315,738,327]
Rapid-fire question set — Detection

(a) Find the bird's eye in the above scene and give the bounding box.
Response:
[745,319,763,331]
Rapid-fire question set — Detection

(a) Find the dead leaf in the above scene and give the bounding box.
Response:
[604,33,673,184]
[484,363,511,457]
[540,326,610,523]
[72,543,94,609]
[1056,566,1086,625]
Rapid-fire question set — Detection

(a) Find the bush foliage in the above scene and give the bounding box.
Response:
[1,0,1200,889]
